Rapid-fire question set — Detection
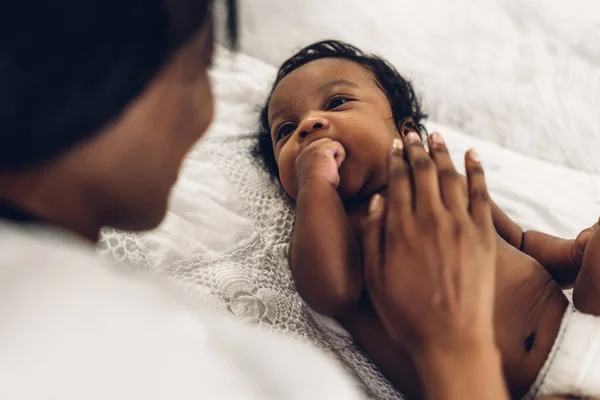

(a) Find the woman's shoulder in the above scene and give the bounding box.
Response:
[1,221,98,266]
[0,222,362,400]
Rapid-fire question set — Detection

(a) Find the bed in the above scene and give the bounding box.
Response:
[99,0,600,398]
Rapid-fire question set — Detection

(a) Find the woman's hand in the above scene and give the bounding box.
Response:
[361,132,508,399]
[362,131,497,352]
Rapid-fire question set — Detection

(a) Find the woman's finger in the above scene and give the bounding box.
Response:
[362,194,385,290]
[386,138,412,221]
[427,132,467,212]
[403,132,443,214]
[465,149,493,235]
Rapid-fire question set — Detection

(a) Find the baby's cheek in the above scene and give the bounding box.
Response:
[277,147,299,200]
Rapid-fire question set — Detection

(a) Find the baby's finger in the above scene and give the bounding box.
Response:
[572,224,598,265]
[403,132,443,214]
[331,141,347,168]
[428,132,467,212]
[362,194,385,290]
[465,149,493,235]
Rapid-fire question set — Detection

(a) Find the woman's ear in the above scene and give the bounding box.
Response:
[398,117,420,138]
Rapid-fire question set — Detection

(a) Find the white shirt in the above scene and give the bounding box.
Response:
[0,222,362,400]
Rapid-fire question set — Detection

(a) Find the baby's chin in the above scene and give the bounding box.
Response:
[338,165,388,205]
[337,169,372,203]
[337,182,363,202]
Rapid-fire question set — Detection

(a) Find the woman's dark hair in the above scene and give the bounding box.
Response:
[0,0,237,171]
[253,40,427,182]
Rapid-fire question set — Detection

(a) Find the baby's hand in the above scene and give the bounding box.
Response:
[571,219,599,266]
[295,138,346,189]
[524,219,600,287]
[572,219,600,315]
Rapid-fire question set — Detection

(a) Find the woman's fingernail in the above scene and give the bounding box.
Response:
[468,149,480,162]
[392,138,403,151]
[430,132,445,146]
[406,132,421,143]
[369,194,382,214]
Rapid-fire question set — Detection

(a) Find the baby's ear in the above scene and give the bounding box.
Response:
[399,117,420,138]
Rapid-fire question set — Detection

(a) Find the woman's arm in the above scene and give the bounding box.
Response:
[291,179,362,317]
[414,341,507,400]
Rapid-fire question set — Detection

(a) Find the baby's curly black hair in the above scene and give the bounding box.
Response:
[252,40,427,181]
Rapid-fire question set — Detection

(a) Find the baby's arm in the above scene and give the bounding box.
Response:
[573,222,600,315]
[458,176,579,285]
[289,139,362,317]
[291,180,362,316]
[493,204,600,287]
[519,230,579,286]
[488,196,583,287]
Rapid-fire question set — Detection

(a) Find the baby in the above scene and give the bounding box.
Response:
[253,40,600,399]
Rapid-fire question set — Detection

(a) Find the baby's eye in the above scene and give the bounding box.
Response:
[326,96,353,110]
[276,123,297,141]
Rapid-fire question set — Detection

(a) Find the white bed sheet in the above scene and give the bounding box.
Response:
[136,48,599,268]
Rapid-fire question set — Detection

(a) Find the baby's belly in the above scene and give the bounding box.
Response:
[343,215,568,398]
[493,238,568,398]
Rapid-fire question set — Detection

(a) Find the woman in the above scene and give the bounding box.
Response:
[0,0,548,398]
[0,1,362,399]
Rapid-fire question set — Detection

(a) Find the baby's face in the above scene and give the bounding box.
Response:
[268,58,399,203]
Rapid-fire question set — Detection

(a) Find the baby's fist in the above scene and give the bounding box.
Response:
[572,219,600,266]
[296,138,346,189]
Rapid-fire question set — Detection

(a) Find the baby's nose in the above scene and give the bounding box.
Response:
[299,116,329,138]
